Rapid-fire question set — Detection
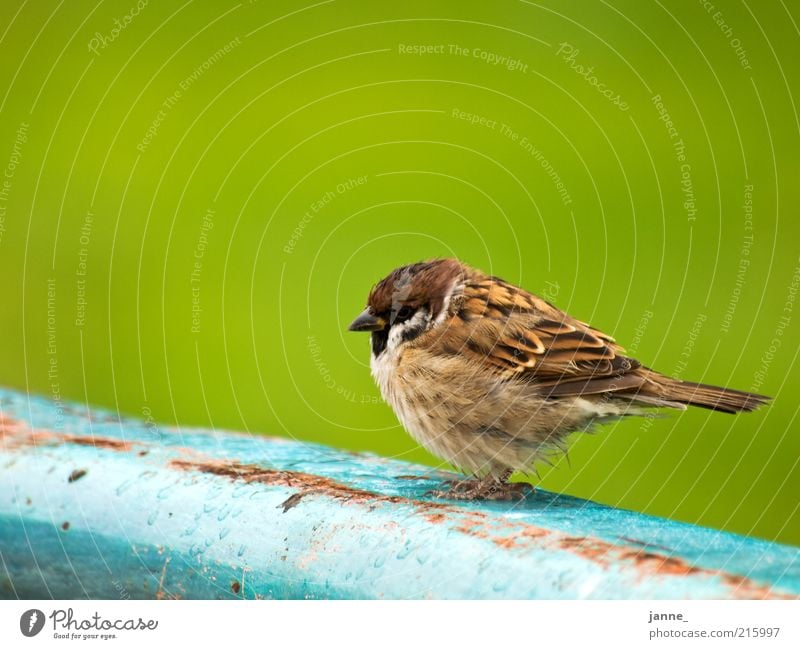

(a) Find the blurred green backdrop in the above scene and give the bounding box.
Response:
[0,0,798,545]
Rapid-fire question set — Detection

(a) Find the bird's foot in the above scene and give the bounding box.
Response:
[426,473,531,501]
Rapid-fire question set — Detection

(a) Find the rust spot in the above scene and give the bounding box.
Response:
[138,450,149,456]
[492,537,517,549]
[488,525,550,549]
[0,416,134,453]
[0,415,32,445]
[718,573,792,600]
[62,435,132,451]
[446,512,792,599]
[231,581,241,594]
[619,549,699,577]
[170,459,463,527]
[422,513,447,524]
[454,515,493,540]
[68,469,87,483]
[61,522,70,531]
[556,536,705,577]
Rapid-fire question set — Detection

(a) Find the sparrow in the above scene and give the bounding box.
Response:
[348,259,770,500]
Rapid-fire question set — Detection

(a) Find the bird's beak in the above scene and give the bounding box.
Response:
[348,308,386,332]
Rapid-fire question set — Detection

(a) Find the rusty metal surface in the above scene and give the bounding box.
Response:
[0,388,798,599]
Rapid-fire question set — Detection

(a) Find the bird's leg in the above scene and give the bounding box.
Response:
[480,469,531,500]
[425,476,477,496]
[427,469,531,501]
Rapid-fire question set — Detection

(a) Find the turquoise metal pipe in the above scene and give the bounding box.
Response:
[0,387,798,599]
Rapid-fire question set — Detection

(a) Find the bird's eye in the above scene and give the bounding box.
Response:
[395,306,414,321]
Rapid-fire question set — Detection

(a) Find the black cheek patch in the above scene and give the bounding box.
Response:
[371,329,388,356]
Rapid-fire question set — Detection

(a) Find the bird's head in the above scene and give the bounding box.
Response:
[348,258,465,357]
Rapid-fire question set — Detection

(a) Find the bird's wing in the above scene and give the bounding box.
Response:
[428,276,646,397]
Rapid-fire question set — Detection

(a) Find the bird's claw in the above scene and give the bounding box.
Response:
[425,478,531,501]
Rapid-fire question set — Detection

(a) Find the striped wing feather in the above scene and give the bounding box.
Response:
[440,278,646,398]
[399,262,770,413]
[431,276,769,412]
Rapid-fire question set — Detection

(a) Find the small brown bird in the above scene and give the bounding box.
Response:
[348,259,770,500]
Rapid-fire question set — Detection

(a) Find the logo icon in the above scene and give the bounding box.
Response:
[20,609,45,637]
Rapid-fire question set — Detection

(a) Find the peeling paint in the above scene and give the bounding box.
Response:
[169,458,793,600]
[278,493,305,513]
[68,469,87,483]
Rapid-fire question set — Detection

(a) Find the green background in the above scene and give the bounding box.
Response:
[0,0,798,545]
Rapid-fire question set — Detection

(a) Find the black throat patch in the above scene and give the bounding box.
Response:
[371,328,388,356]
[371,319,427,357]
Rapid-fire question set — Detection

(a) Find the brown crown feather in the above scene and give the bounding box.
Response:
[367,258,465,320]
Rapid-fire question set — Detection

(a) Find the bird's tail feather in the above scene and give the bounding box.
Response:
[644,370,770,414]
